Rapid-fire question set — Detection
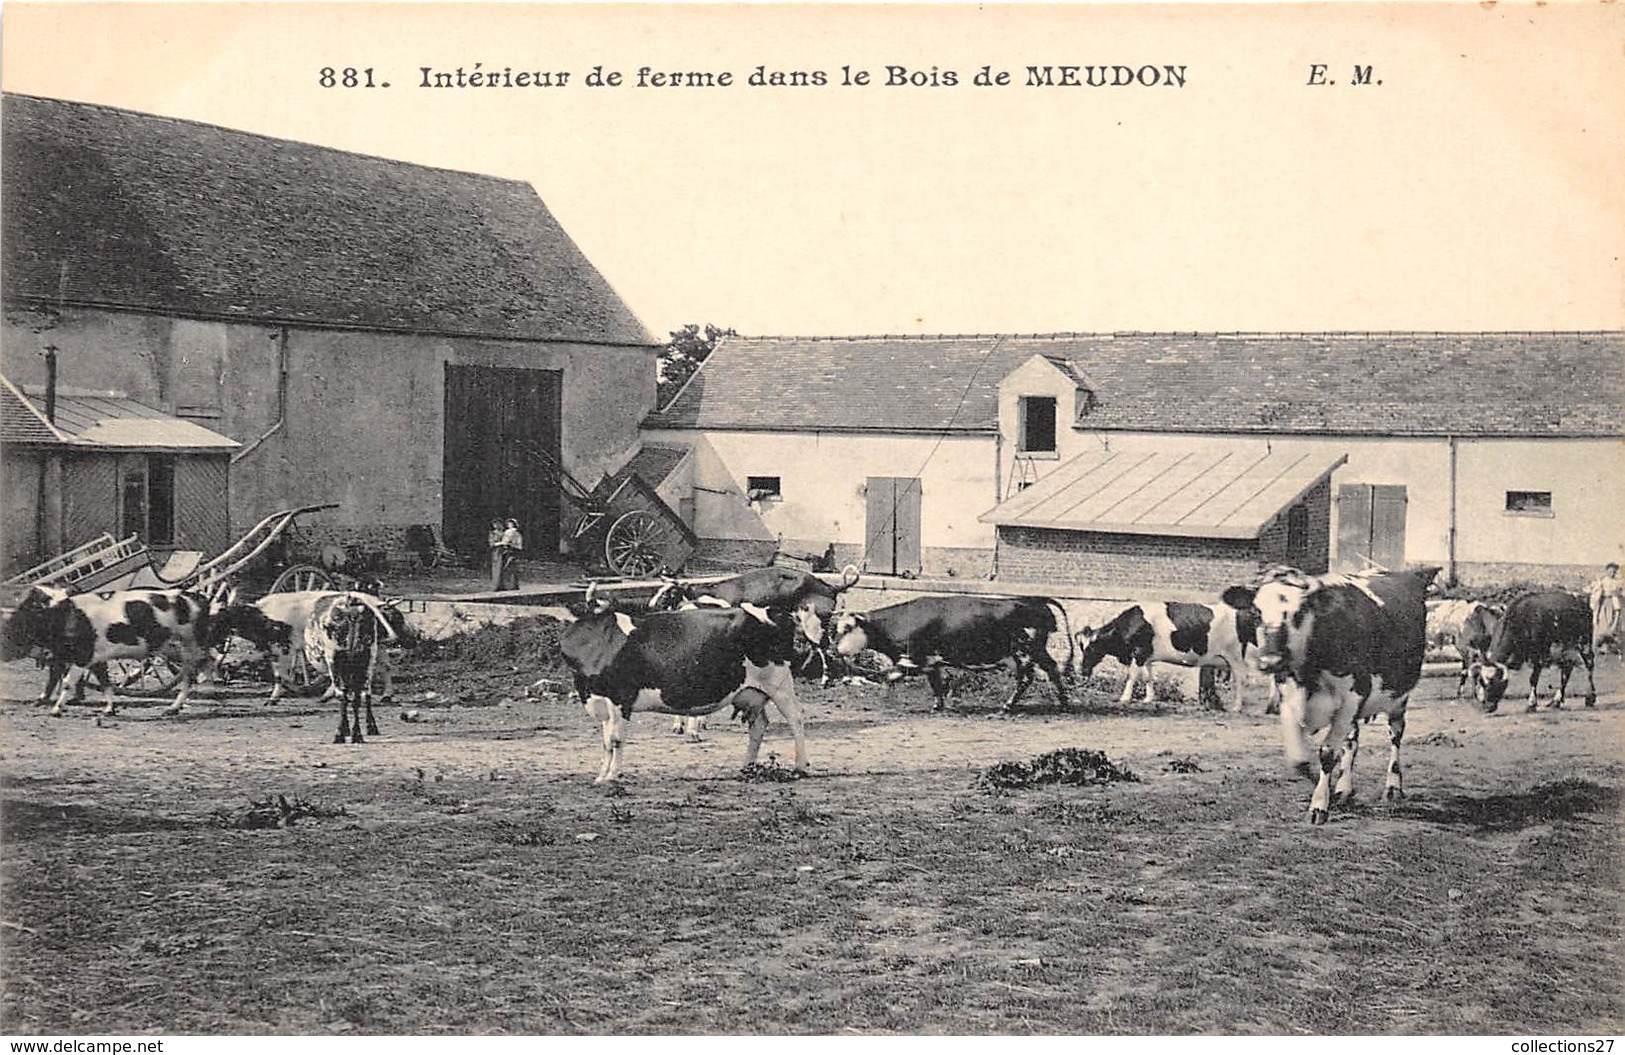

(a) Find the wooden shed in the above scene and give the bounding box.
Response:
[1,375,237,574]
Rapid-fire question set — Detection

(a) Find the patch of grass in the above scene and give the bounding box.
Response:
[2,666,1622,1036]
[1400,778,1622,832]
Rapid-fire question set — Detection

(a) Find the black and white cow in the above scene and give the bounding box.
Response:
[314,595,383,743]
[559,603,808,783]
[213,590,398,703]
[1425,599,1504,697]
[1222,566,1439,824]
[1454,604,1503,699]
[1,586,214,716]
[1468,591,1596,713]
[650,564,861,680]
[1074,600,1277,712]
[831,595,1073,712]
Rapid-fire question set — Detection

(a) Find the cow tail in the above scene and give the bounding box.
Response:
[1044,598,1076,678]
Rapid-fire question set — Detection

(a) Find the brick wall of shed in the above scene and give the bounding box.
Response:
[995,526,1263,594]
[1256,478,1332,574]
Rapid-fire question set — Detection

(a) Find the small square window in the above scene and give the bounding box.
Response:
[1505,491,1553,517]
[747,476,781,501]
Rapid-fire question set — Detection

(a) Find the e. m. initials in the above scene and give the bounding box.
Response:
[1307,64,1380,87]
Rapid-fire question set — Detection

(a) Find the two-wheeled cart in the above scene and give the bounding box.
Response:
[3,503,342,695]
[518,443,695,578]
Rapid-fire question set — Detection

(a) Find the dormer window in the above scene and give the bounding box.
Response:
[1019,396,1057,455]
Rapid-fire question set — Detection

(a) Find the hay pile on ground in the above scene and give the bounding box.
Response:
[978,748,1139,792]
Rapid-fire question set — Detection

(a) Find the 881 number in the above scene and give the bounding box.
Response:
[319,67,383,88]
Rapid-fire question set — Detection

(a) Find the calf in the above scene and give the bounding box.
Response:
[1074,600,1276,712]
[2,586,213,716]
[831,595,1073,712]
[214,590,398,703]
[1425,599,1503,696]
[1454,604,1502,698]
[1469,591,1596,713]
[313,595,382,743]
[1223,566,1439,824]
[560,604,808,783]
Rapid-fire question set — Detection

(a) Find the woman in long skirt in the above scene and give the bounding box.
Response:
[488,519,505,591]
[498,518,524,591]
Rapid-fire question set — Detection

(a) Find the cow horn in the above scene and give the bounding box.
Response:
[344,591,399,642]
[836,564,860,592]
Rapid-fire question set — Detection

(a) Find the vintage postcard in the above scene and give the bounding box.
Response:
[1,1,1621,1041]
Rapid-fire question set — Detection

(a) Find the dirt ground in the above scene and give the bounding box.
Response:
[2,647,1622,1035]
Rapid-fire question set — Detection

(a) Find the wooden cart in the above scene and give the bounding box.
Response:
[516,442,696,577]
[3,503,342,695]
[565,466,697,577]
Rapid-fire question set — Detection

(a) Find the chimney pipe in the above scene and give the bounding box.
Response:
[43,346,58,423]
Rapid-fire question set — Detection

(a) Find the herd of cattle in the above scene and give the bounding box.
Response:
[0,562,1607,823]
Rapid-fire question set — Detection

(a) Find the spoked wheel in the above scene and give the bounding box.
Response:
[604,511,670,577]
[284,652,332,698]
[109,653,185,697]
[270,565,336,593]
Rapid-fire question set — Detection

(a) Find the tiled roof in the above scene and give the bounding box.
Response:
[1,376,70,445]
[980,444,1348,539]
[647,332,1625,437]
[649,336,1037,433]
[622,443,691,487]
[1,93,652,345]
[4,381,238,452]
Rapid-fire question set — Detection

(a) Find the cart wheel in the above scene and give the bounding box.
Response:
[109,654,184,697]
[285,652,332,698]
[605,511,670,577]
[270,565,336,593]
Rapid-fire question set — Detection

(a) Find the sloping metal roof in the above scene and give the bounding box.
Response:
[980,445,1348,539]
[6,382,238,452]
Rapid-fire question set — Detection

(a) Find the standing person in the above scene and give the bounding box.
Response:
[1589,562,1622,654]
[499,517,524,592]
[488,519,506,592]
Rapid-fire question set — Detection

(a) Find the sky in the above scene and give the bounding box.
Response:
[3,2,1622,340]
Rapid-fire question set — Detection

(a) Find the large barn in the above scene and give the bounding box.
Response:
[643,332,1624,591]
[0,93,658,574]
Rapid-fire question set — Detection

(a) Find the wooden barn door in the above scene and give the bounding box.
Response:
[1336,483,1407,572]
[864,476,922,576]
[443,365,562,560]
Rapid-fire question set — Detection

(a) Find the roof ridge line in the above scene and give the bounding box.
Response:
[4,91,535,188]
[725,330,1625,341]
